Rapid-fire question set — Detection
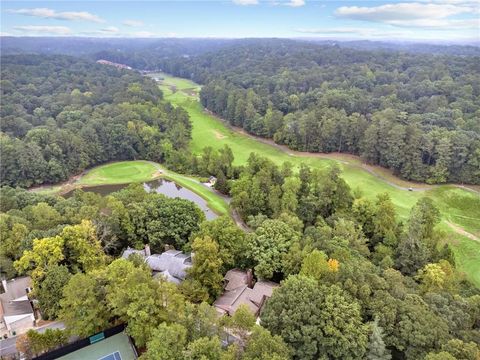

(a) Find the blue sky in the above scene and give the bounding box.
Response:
[1,0,479,41]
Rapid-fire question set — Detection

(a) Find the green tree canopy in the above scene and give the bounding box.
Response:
[261,275,369,359]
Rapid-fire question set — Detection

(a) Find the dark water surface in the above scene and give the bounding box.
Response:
[64,179,218,220]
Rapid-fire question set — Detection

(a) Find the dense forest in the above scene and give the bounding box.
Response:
[3,39,479,184]
[2,152,479,359]
[158,40,480,184]
[0,55,191,187]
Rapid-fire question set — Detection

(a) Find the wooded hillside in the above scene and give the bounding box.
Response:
[160,40,480,184]
[0,55,191,187]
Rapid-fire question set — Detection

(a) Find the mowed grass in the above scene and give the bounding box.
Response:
[159,166,230,216]
[34,160,230,217]
[78,160,229,215]
[78,160,159,185]
[450,235,480,287]
[158,72,480,287]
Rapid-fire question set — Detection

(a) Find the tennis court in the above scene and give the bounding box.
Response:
[99,352,122,360]
[58,332,136,360]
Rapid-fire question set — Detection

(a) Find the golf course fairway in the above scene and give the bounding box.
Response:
[153,72,480,287]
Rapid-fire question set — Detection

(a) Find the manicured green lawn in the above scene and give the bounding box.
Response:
[34,160,230,217]
[158,72,480,287]
[159,166,230,216]
[77,160,230,216]
[450,236,480,287]
[78,160,160,185]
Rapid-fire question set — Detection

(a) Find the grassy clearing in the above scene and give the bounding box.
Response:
[79,161,230,216]
[441,229,480,287]
[158,72,480,287]
[78,161,160,185]
[34,160,230,217]
[158,74,423,219]
[457,240,480,287]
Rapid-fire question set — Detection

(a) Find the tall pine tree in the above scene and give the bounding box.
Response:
[367,318,392,360]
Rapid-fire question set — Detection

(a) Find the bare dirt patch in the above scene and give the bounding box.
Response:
[213,130,227,139]
[182,88,199,97]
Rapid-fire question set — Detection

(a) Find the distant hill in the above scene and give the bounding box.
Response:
[1,37,479,58]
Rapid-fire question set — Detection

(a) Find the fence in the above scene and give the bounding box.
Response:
[33,324,126,360]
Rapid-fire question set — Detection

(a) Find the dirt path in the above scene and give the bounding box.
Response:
[445,221,480,242]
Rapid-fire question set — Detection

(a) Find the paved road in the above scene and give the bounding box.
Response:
[0,322,65,357]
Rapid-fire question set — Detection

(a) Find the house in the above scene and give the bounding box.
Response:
[121,246,192,284]
[0,277,35,336]
[96,59,132,70]
[147,250,193,284]
[213,269,278,317]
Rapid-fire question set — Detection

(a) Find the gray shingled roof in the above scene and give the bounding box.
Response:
[0,277,32,302]
[121,247,146,259]
[2,299,33,317]
[120,247,191,284]
[146,250,192,282]
[0,277,33,319]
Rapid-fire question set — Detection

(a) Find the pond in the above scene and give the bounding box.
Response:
[64,179,218,220]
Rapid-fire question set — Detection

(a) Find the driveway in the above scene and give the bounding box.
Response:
[0,321,65,357]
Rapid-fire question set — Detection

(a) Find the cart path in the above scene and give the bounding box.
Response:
[445,221,479,243]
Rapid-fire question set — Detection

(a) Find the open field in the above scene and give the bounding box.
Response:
[157,72,480,287]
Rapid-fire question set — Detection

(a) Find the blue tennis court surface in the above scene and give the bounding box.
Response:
[58,333,136,360]
[99,352,122,360]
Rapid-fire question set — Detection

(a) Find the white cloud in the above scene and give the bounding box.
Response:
[421,0,480,4]
[7,8,104,23]
[79,26,120,36]
[232,0,259,5]
[76,28,166,38]
[123,19,144,27]
[268,0,306,6]
[99,26,120,34]
[334,2,478,28]
[132,31,157,37]
[296,27,374,34]
[286,0,306,7]
[335,2,472,22]
[13,25,72,35]
[386,17,479,28]
[295,27,413,37]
